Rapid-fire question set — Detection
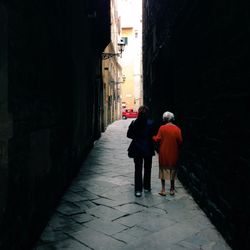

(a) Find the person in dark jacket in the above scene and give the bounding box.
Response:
[127,105,156,197]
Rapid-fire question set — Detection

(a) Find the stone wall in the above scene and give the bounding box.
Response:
[0,1,110,249]
[143,1,250,249]
[0,3,11,236]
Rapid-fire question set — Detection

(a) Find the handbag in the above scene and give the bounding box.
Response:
[128,140,136,158]
[128,138,150,158]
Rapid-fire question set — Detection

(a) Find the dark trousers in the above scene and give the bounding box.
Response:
[134,156,152,192]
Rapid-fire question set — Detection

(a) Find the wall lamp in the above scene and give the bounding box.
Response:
[102,40,125,60]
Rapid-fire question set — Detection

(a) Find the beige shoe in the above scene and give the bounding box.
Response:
[158,191,166,196]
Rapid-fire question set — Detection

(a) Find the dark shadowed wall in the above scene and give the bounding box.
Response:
[143,0,250,249]
[0,1,110,249]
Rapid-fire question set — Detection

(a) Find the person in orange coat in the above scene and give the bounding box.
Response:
[153,111,183,196]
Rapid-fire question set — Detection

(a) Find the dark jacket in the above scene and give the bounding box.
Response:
[127,118,156,158]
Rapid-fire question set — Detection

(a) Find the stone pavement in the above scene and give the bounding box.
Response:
[35,119,231,250]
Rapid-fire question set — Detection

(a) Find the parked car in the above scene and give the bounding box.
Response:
[122,109,138,119]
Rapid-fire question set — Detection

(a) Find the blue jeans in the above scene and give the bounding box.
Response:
[133,156,152,192]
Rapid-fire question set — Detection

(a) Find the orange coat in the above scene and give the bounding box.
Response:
[153,123,182,169]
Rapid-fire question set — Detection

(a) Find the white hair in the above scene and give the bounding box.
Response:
[162,111,175,122]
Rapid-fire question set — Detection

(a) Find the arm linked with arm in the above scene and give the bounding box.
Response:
[152,126,161,142]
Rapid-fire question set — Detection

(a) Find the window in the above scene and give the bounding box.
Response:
[121,37,128,45]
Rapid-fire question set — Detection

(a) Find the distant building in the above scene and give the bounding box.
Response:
[118,0,142,111]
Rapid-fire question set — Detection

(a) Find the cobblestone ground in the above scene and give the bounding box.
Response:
[34,119,231,250]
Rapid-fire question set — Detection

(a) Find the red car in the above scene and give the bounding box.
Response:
[122,109,138,119]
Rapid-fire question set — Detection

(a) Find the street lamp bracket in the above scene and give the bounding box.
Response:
[102,39,125,60]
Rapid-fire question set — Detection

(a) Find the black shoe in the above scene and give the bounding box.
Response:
[135,191,142,197]
[144,189,151,193]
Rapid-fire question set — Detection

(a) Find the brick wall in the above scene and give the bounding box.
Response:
[143,1,250,249]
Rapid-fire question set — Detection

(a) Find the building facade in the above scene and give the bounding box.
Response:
[143,1,250,249]
[102,0,123,129]
[0,1,110,249]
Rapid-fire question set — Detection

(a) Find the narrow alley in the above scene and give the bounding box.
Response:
[35,119,230,250]
[1,1,249,249]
